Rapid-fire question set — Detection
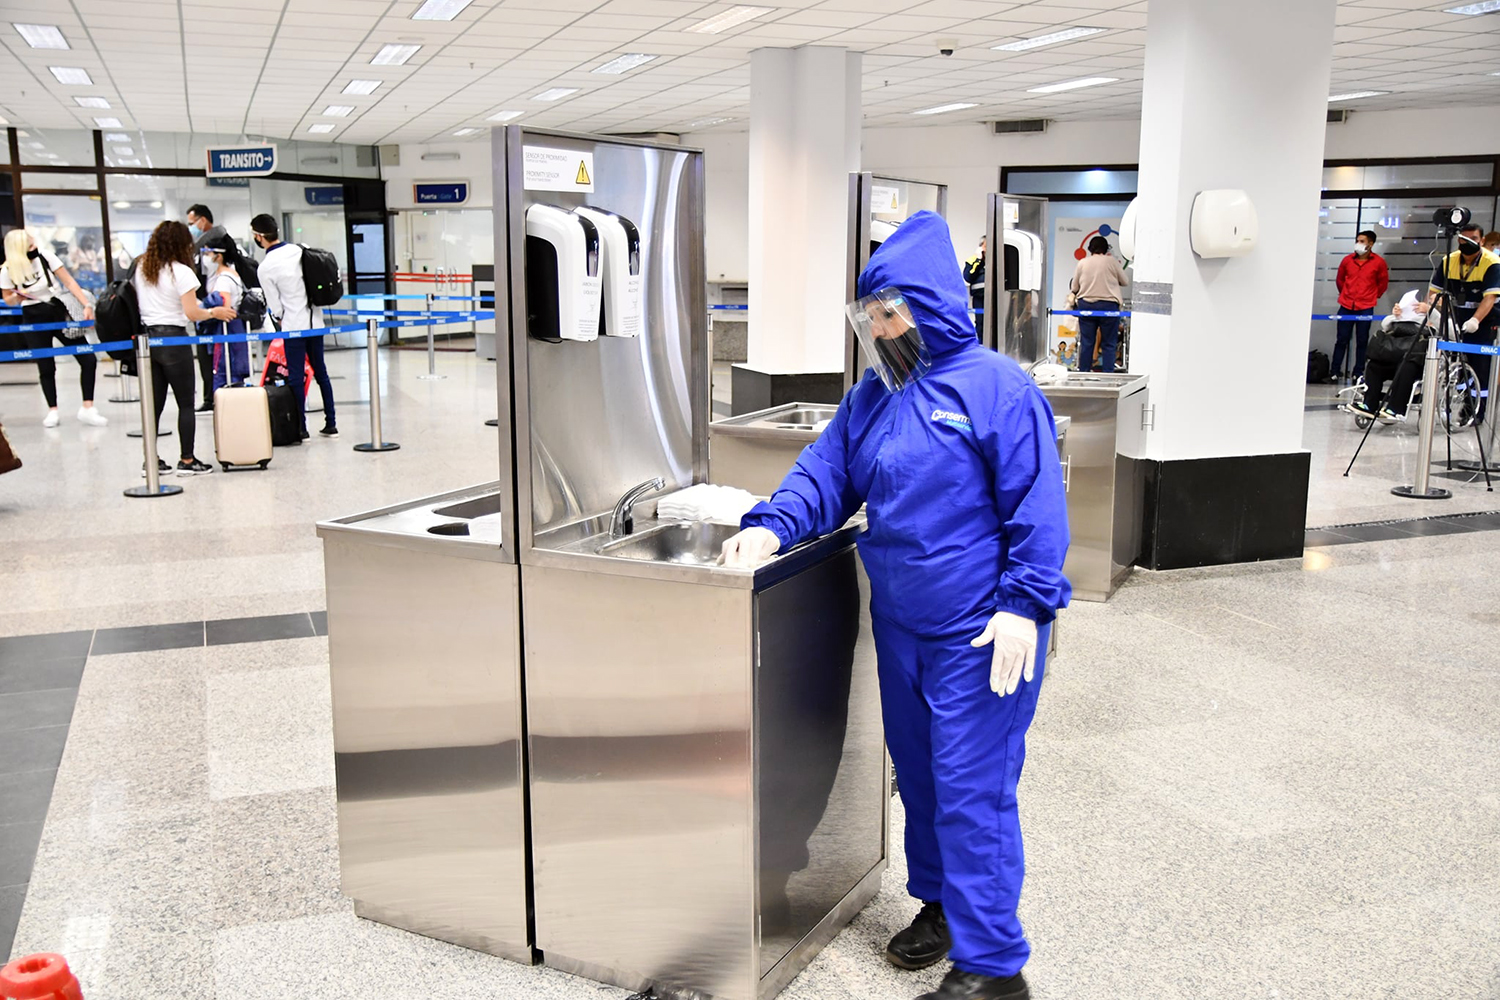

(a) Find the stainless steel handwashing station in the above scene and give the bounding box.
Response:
[320,127,889,1000]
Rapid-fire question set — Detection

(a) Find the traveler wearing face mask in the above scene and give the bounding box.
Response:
[186,204,228,412]
[1332,230,1388,381]
[720,213,1070,1000]
[1428,223,1500,419]
[0,229,105,427]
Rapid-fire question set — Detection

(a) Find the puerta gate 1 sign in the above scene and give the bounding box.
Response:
[205,145,278,177]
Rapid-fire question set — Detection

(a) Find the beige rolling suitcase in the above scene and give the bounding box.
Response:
[212,330,273,471]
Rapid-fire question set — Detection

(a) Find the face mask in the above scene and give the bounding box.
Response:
[1354,244,1369,255]
[26,248,39,260]
[1459,238,1480,257]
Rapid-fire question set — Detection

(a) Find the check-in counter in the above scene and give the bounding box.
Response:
[1041,373,1149,601]
[315,483,530,964]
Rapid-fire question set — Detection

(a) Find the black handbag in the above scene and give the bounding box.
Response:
[1367,321,1426,365]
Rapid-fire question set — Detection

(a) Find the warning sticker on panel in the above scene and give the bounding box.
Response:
[524,146,595,192]
[870,185,901,214]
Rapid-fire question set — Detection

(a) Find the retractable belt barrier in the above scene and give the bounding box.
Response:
[1048,310,1386,321]
[0,312,495,363]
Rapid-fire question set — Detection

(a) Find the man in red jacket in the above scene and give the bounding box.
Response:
[1333,230,1389,380]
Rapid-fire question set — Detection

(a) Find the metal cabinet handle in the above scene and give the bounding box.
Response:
[1061,455,1071,493]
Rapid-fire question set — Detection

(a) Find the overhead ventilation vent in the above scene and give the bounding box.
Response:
[1327,108,1350,124]
[992,119,1049,135]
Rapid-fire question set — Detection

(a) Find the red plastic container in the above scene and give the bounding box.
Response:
[0,953,83,1000]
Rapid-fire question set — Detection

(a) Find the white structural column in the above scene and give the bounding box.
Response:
[744,46,861,386]
[1128,0,1337,566]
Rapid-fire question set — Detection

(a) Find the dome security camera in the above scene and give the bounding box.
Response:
[937,39,957,56]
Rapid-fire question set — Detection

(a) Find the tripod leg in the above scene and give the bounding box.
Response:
[1476,423,1494,492]
[1344,407,1380,477]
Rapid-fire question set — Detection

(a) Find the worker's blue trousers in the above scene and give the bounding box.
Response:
[874,615,1049,978]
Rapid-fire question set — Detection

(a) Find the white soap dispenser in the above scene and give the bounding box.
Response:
[525,203,603,342]
[573,206,643,338]
[1003,229,1043,292]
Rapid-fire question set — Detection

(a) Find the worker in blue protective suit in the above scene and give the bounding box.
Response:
[720,211,1070,1000]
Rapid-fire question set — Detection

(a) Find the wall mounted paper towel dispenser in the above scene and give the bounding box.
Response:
[573,206,643,338]
[525,203,603,342]
[1190,189,1258,259]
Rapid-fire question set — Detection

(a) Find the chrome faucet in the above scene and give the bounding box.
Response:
[610,477,666,539]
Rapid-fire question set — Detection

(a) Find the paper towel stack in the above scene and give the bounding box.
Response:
[656,484,759,524]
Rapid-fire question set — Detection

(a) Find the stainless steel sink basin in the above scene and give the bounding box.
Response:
[596,520,743,566]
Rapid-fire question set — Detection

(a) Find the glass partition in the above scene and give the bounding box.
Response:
[17,128,96,167]
[20,194,107,296]
[1005,169,1138,197]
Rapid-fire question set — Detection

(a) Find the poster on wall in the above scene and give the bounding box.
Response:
[1049,216,1124,369]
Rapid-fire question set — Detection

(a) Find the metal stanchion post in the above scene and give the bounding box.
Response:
[1392,337,1452,501]
[124,337,182,498]
[354,319,399,453]
[109,371,140,403]
[418,291,446,380]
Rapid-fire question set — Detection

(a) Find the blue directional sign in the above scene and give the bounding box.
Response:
[414,182,468,205]
[205,145,277,177]
[304,186,344,206]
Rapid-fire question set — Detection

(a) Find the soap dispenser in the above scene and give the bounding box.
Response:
[525,203,603,342]
[1003,229,1043,292]
[573,206,643,338]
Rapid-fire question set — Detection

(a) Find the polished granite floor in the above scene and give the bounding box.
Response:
[1,353,1497,998]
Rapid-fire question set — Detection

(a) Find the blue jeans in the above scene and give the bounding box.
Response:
[1333,305,1373,378]
[1076,299,1121,373]
[282,335,336,431]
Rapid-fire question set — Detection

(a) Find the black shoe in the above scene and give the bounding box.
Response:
[299,428,311,440]
[885,901,950,970]
[319,425,339,438]
[916,969,1029,1000]
[140,458,172,478]
[176,458,214,476]
[196,401,214,413]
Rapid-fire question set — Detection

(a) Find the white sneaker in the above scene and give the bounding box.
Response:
[77,406,109,427]
[42,409,60,428]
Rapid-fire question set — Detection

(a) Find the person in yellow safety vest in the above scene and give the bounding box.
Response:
[962,236,985,314]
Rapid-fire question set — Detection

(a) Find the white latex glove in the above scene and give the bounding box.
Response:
[1462,317,1480,335]
[720,527,781,568]
[971,612,1038,698]
[1381,316,1394,332]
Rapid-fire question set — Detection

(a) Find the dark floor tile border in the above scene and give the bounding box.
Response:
[0,630,93,663]
[1305,509,1500,547]
[4,610,329,662]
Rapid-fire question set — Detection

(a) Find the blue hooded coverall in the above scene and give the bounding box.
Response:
[740,211,1071,979]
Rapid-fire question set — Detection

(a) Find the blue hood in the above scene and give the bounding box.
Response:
[856,210,976,357]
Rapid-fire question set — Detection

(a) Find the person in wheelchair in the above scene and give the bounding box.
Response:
[1351,290,1434,423]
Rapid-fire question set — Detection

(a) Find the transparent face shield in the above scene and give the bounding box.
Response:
[846,287,930,392]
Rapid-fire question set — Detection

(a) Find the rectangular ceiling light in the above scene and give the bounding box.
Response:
[453,127,479,136]
[14,23,69,49]
[323,105,354,117]
[912,102,978,115]
[113,146,134,155]
[992,26,1104,51]
[93,116,122,128]
[593,53,657,74]
[371,43,420,66]
[487,110,523,121]
[412,0,475,20]
[343,79,380,95]
[308,123,336,133]
[103,131,130,141]
[1328,90,1387,101]
[1443,1,1500,13]
[74,96,110,108]
[687,5,773,34]
[688,116,733,128]
[49,66,92,85]
[1027,76,1118,94]
[117,159,140,166]
[533,87,578,101]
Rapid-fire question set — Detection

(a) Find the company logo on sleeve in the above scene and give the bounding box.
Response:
[931,409,973,433]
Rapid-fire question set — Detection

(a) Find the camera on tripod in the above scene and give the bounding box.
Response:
[1432,205,1472,238]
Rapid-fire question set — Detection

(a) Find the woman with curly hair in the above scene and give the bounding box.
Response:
[131,220,234,476]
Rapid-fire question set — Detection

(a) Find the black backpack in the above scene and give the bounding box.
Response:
[1307,349,1331,384]
[96,261,142,372]
[298,245,343,307]
[233,254,262,290]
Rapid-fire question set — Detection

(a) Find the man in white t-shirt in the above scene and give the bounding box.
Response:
[252,214,337,439]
